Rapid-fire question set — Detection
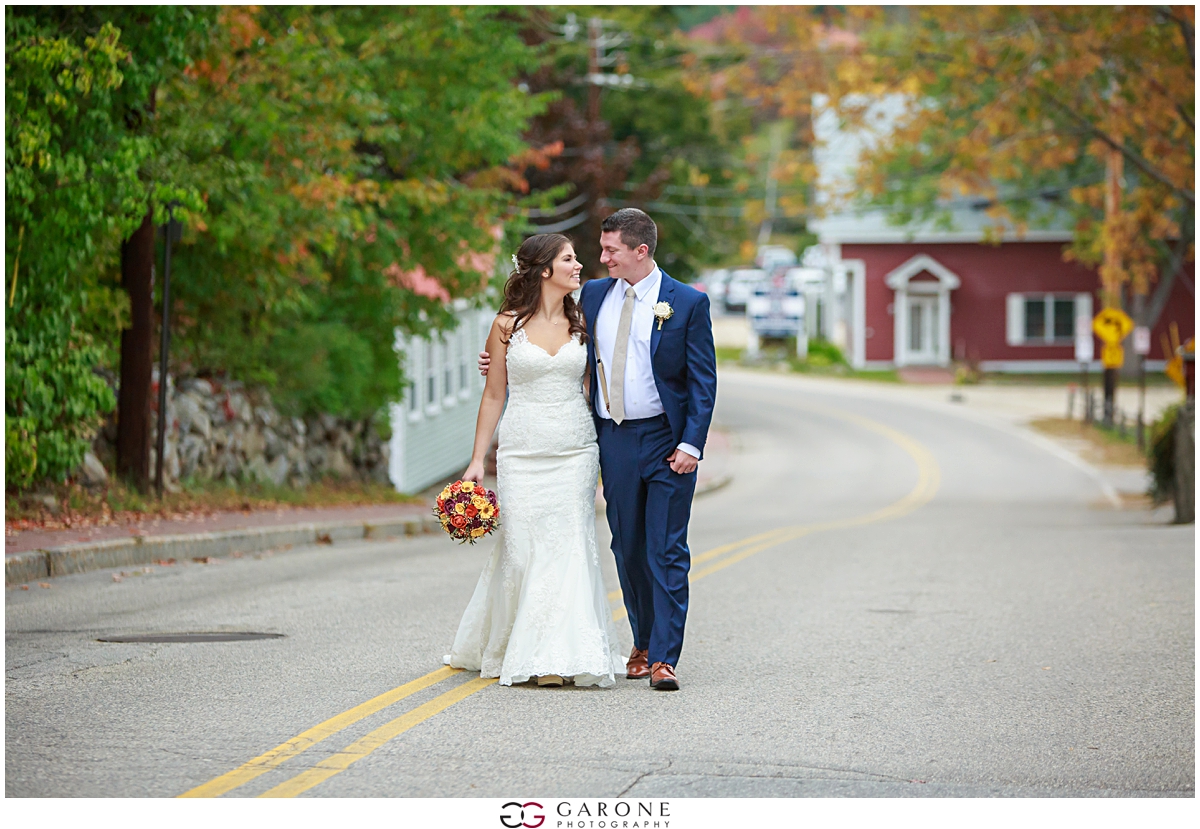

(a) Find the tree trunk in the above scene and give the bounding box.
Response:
[116,209,155,490]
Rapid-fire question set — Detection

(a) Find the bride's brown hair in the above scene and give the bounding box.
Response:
[500,233,588,344]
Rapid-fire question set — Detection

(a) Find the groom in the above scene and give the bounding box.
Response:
[482,208,717,690]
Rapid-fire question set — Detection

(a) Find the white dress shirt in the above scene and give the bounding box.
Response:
[594,265,700,460]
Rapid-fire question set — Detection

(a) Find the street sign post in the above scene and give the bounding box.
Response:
[1093,307,1134,427]
[1133,325,1151,449]
[1075,311,1095,422]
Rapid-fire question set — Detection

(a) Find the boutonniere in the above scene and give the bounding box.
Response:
[653,301,674,330]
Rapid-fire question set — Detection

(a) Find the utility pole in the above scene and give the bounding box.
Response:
[154,202,180,498]
[757,127,784,247]
[587,17,602,126]
[1101,139,1124,429]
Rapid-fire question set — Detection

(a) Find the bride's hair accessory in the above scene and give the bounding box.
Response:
[511,253,520,270]
[435,480,500,545]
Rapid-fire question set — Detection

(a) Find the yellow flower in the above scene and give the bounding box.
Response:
[470,527,486,538]
[480,505,495,519]
[461,481,475,493]
[455,502,466,514]
[471,495,487,509]
[439,485,452,500]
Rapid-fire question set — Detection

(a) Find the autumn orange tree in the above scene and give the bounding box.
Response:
[680,6,856,251]
[685,7,1194,328]
[833,6,1194,328]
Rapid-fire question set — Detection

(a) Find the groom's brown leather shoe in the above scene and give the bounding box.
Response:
[649,662,679,691]
[626,647,650,679]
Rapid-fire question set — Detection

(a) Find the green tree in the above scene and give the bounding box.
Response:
[4,7,210,490]
[157,6,548,417]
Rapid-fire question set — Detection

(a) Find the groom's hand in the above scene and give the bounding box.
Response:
[667,448,698,475]
[478,351,491,377]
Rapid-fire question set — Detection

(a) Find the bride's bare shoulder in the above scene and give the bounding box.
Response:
[492,312,518,339]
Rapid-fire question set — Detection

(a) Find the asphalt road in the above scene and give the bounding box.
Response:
[6,369,1193,798]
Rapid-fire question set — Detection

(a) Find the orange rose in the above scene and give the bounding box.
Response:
[466,505,478,518]
[451,514,468,529]
[450,481,462,494]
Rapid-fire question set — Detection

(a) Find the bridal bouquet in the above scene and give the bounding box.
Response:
[434,480,500,544]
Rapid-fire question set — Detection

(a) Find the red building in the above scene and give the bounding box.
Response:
[815,218,1194,373]
[811,97,1194,373]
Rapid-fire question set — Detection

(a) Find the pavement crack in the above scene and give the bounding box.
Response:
[617,760,671,797]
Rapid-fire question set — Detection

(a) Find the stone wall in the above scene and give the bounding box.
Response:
[85,374,390,491]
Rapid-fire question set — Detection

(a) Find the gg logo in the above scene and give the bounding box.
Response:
[500,801,545,829]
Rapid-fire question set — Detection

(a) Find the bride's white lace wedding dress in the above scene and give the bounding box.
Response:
[444,328,626,687]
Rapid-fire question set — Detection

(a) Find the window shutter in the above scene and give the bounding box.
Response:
[1006,294,1025,345]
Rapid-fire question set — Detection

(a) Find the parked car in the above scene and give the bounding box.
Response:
[724,268,768,313]
[755,245,798,271]
[784,266,826,292]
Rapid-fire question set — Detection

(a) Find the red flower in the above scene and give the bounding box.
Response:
[465,505,478,518]
[450,515,468,529]
[450,481,462,494]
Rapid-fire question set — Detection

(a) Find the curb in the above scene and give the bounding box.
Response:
[8,470,737,587]
[6,514,440,587]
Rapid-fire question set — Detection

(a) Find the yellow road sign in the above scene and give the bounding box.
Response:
[1101,342,1125,370]
[1093,307,1134,344]
[1165,354,1185,388]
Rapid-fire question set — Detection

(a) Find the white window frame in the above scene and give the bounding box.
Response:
[424,337,441,416]
[1006,293,1092,346]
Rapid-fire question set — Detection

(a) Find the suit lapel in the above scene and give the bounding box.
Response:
[650,270,675,359]
[583,277,611,341]
[583,278,611,413]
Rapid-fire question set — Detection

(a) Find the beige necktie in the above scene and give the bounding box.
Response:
[608,286,637,424]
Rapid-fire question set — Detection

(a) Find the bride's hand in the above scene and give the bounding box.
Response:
[462,460,486,484]
[478,350,491,377]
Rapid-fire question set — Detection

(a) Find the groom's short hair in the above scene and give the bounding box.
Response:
[601,208,657,256]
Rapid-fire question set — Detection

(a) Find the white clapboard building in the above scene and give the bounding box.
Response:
[388,301,496,495]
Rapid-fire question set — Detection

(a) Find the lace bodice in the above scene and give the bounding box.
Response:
[504,328,588,406]
[499,328,596,456]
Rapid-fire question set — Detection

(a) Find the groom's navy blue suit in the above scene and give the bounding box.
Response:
[582,271,717,668]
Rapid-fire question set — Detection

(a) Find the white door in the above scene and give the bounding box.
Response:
[907,295,940,364]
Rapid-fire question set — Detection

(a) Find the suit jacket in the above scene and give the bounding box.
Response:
[581,270,718,459]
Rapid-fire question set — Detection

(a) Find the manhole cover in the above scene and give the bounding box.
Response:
[97,632,285,643]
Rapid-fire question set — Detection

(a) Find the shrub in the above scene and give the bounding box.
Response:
[1147,403,1179,504]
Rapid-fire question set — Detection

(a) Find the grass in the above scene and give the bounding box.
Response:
[5,476,420,530]
[1028,416,1148,468]
[716,342,900,383]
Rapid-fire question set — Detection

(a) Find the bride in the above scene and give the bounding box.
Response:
[444,233,626,687]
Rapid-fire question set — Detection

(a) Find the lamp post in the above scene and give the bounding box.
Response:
[155,201,181,499]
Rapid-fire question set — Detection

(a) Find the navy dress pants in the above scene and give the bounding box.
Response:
[596,414,696,668]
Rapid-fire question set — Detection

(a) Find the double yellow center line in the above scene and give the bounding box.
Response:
[181,401,939,798]
[179,666,486,798]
